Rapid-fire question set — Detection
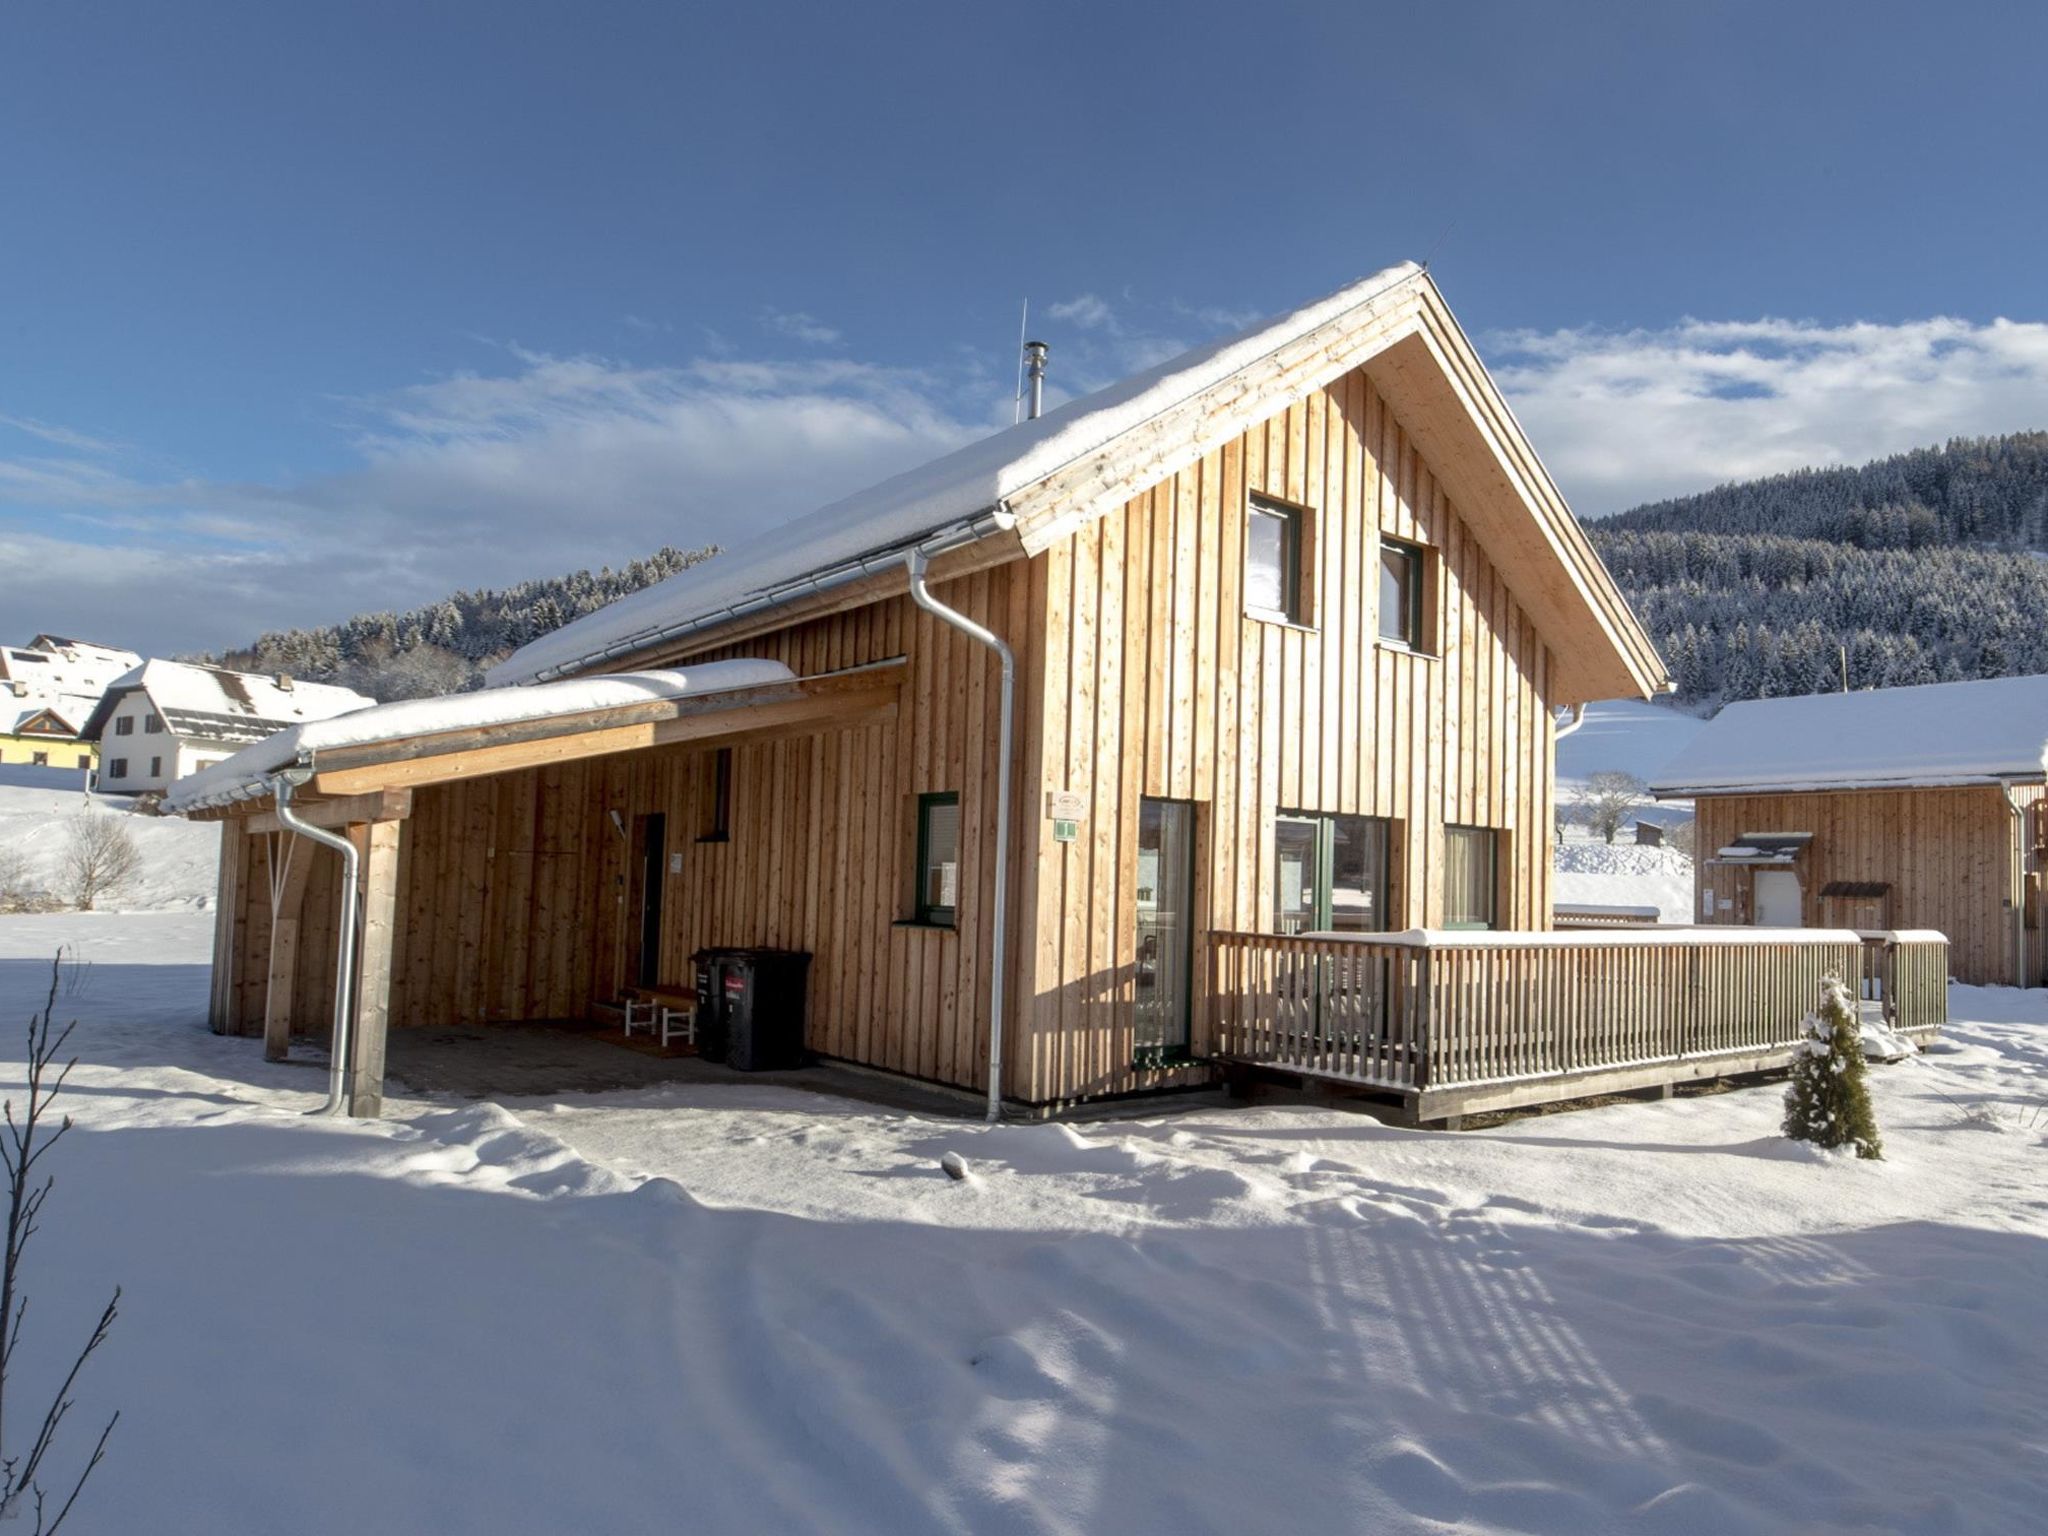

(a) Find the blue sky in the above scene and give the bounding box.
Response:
[5,0,2048,656]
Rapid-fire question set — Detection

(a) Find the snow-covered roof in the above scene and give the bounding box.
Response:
[490,263,1427,686]
[164,659,795,814]
[0,639,141,700]
[1651,675,2048,795]
[83,660,376,748]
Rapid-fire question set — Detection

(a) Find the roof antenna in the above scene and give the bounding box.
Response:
[1421,216,1461,271]
[1012,299,1030,424]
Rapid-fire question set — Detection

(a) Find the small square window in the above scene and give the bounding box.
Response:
[30,751,47,767]
[114,716,134,737]
[1379,539,1426,650]
[75,754,90,770]
[144,712,163,734]
[1246,496,1308,624]
[1444,825,1500,930]
[108,758,128,780]
[915,792,961,926]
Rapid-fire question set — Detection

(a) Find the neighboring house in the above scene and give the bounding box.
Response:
[82,660,373,794]
[0,637,141,769]
[170,264,1945,1122]
[1651,673,2048,987]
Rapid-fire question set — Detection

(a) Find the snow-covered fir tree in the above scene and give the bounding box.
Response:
[1782,976,1884,1160]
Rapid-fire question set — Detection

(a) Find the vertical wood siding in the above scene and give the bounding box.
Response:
[1020,368,1559,1102]
[230,366,1563,1106]
[1691,784,2040,986]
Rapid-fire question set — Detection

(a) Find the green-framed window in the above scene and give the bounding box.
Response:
[1379,538,1426,650]
[1273,812,1394,935]
[915,792,961,927]
[1443,825,1500,930]
[1246,495,1307,623]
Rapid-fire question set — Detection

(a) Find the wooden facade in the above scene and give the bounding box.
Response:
[1689,784,2043,988]
[194,266,1693,1116]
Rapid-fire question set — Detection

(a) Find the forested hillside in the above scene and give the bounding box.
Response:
[213,545,716,699]
[1589,430,2048,706]
[1604,431,2048,548]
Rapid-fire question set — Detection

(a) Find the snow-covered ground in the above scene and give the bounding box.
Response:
[1555,701,1707,921]
[1,909,2043,1534]
[0,765,220,910]
[1554,831,1699,924]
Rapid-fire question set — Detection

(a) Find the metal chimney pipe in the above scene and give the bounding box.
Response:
[1024,340,1048,420]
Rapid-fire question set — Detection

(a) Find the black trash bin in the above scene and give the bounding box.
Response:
[690,948,729,1064]
[717,948,812,1072]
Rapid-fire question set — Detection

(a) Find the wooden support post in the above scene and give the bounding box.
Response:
[346,819,404,1118]
[208,827,248,1035]
[262,837,315,1063]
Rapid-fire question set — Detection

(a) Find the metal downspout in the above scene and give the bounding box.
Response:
[2000,778,2028,989]
[1552,703,1588,741]
[904,548,1014,1123]
[271,774,362,1114]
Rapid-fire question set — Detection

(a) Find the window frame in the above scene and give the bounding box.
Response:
[143,711,163,734]
[1442,824,1501,931]
[149,755,163,779]
[1378,537,1428,652]
[108,758,128,780]
[913,791,962,928]
[1245,494,1312,627]
[697,747,732,843]
[114,716,134,737]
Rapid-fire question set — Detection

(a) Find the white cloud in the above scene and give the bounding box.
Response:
[0,349,983,655]
[1489,315,2048,515]
[760,308,842,346]
[1046,294,1114,331]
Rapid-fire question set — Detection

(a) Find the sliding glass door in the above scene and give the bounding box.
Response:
[1135,798,1196,1060]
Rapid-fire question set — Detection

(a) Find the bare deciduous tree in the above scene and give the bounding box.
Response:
[59,815,140,913]
[1573,771,1648,845]
[0,957,119,1533]
[0,849,41,916]
[1666,818,1698,860]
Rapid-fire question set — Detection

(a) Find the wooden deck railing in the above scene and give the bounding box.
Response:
[1858,930,1949,1038]
[1209,926,1934,1118]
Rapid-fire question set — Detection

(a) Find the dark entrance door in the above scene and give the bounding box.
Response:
[630,813,667,987]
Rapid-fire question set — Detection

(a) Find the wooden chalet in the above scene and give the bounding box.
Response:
[168,264,1947,1125]
[1654,675,2048,987]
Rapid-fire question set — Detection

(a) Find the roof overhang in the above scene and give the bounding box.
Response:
[1001,272,1666,706]
[181,660,905,821]
[1659,773,2047,799]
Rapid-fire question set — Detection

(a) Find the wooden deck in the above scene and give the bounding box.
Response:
[1210,927,1949,1123]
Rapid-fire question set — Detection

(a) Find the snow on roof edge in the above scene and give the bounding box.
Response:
[1647,674,2048,796]
[488,263,1425,688]
[163,660,794,815]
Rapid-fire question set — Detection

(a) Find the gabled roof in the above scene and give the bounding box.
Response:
[81,660,375,747]
[1,640,141,701]
[491,265,1667,705]
[1652,674,2048,796]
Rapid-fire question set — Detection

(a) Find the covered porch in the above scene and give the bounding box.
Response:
[1208,926,1949,1125]
[185,658,913,1116]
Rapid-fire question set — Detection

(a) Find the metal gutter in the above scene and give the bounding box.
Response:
[271,773,362,1115]
[904,546,1015,1124]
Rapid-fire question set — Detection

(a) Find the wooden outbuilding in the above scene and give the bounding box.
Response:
[172,263,1945,1121]
[1652,675,2048,987]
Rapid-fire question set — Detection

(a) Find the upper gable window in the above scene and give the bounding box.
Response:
[1379,539,1427,651]
[1246,496,1309,625]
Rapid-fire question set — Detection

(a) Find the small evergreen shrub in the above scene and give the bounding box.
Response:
[1783,975,1883,1159]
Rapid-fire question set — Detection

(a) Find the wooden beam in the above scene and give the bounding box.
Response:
[261,836,316,1063]
[207,826,248,1034]
[309,671,902,798]
[244,789,413,836]
[347,819,404,1118]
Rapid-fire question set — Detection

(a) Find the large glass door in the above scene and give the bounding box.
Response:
[1135,798,1196,1061]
